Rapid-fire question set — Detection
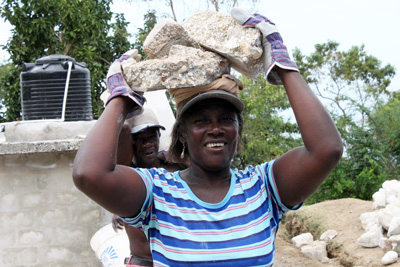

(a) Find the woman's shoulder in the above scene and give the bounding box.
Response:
[233,160,275,174]
[133,167,180,183]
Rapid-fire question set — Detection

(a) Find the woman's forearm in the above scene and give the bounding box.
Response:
[277,69,343,156]
[73,97,130,189]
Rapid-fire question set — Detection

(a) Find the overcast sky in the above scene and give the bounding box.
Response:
[1,0,399,92]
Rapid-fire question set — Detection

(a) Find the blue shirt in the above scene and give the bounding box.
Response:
[123,160,301,267]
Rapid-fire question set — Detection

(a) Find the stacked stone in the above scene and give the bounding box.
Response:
[122,10,263,92]
[182,10,263,79]
[357,180,400,265]
[290,229,338,263]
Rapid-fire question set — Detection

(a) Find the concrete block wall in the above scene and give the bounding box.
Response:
[0,151,111,266]
[0,121,111,267]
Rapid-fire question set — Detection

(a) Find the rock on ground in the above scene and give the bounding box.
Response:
[277,198,389,267]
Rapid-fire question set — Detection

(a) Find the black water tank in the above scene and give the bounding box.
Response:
[20,54,92,121]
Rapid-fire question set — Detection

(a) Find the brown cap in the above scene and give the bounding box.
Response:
[169,74,244,118]
[176,89,244,118]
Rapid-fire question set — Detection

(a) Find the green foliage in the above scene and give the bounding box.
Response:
[0,63,12,115]
[0,0,132,121]
[307,125,389,203]
[372,92,400,176]
[293,41,395,133]
[295,41,397,203]
[232,74,301,169]
[0,64,19,122]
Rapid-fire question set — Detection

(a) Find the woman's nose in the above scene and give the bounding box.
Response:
[209,122,222,135]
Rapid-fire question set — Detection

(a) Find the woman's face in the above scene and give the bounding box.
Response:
[182,100,239,172]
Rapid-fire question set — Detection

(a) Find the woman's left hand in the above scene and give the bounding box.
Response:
[231,8,299,85]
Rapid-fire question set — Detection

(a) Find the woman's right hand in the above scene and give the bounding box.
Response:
[102,49,146,118]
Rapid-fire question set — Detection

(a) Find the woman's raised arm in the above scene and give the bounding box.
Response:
[273,69,343,207]
[231,8,343,207]
[73,50,147,217]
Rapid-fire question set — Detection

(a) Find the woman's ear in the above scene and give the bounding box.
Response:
[178,123,187,144]
[179,134,186,144]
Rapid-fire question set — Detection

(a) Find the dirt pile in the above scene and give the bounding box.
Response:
[274,198,400,267]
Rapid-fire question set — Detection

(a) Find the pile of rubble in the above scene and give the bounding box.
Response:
[290,228,338,263]
[289,180,400,266]
[357,180,400,265]
[121,10,264,92]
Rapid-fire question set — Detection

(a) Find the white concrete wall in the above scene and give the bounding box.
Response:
[0,122,111,266]
[0,150,110,266]
[0,97,176,266]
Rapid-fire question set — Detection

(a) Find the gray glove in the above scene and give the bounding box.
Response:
[102,49,146,117]
[231,8,299,85]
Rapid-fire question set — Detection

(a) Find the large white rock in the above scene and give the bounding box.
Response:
[143,18,200,59]
[357,225,383,248]
[300,240,327,262]
[383,180,400,201]
[388,216,400,237]
[360,211,380,231]
[373,188,387,210]
[379,204,400,230]
[291,232,314,248]
[387,195,400,206]
[122,45,230,91]
[381,251,398,265]
[320,229,338,242]
[182,10,264,79]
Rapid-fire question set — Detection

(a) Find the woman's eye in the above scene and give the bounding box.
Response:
[221,117,235,123]
[194,118,208,124]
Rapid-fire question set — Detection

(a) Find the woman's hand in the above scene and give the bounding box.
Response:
[101,49,146,118]
[112,214,125,232]
[231,8,299,85]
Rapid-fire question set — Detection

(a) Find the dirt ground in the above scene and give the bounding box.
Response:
[274,198,400,267]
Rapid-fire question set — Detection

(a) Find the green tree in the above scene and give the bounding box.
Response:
[372,92,400,177]
[294,41,396,203]
[233,74,302,169]
[0,0,132,121]
[294,41,395,133]
[132,10,157,58]
[309,125,389,203]
[0,62,13,118]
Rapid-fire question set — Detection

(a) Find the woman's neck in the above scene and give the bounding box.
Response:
[180,165,231,186]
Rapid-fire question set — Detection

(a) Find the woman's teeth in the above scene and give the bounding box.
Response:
[206,143,224,148]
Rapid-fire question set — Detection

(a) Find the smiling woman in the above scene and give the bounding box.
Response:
[73,8,343,266]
